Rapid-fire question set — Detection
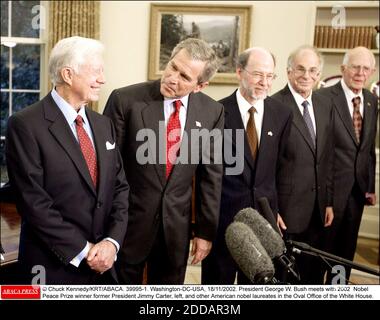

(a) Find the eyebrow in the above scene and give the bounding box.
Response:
[171,61,192,81]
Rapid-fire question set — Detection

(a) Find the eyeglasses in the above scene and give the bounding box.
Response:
[292,66,321,78]
[347,65,373,75]
[243,68,277,82]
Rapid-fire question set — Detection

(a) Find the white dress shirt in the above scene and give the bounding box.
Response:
[288,83,316,134]
[236,89,264,145]
[341,79,364,118]
[163,95,189,140]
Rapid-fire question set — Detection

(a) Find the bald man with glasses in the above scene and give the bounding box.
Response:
[272,45,335,284]
[202,47,293,284]
[318,46,378,284]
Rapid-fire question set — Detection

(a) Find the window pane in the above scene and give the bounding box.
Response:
[11,1,40,38]
[13,92,39,113]
[1,92,9,138]
[1,1,8,37]
[1,45,10,89]
[13,44,40,90]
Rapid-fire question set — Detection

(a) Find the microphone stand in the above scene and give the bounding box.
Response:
[287,240,380,277]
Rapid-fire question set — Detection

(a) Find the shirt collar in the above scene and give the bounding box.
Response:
[236,88,264,115]
[51,88,88,125]
[288,83,313,106]
[164,95,189,111]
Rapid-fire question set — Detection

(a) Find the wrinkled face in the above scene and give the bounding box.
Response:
[70,56,105,105]
[287,49,321,98]
[237,50,275,101]
[341,50,375,94]
[160,49,208,98]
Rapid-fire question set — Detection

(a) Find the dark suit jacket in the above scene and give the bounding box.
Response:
[103,80,224,266]
[318,82,378,215]
[217,91,292,239]
[272,85,334,233]
[6,93,129,284]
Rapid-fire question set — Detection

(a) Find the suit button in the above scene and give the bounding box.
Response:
[96,201,102,208]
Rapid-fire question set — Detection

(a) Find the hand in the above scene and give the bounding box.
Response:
[365,193,376,206]
[277,213,287,237]
[190,237,212,265]
[86,240,117,273]
[324,206,334,227]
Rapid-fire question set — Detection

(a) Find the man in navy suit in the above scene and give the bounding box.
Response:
[6,36,129,284]
[318,47,378,284]
[202,47,293,284]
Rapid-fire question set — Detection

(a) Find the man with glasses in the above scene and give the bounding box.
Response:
[272,46,334,284]
[318,46,378,284]
[202,47,293,284]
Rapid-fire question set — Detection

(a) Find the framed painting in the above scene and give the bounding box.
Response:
[148,4,252,85]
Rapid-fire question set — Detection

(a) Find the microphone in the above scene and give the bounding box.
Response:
[225,221,275,284]
[234,207,300,281]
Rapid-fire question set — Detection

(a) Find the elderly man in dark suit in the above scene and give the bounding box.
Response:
[272,46,334,284]
[104,38,224,284]
[6,36,129,284]
[318,47,378,284]
[201,47,293,284]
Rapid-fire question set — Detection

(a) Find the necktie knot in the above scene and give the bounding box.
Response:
[249,106,257,115]
[75,115,84,127]
[174,100,182,112]
[302,100,309,109]
[352,97,361,110]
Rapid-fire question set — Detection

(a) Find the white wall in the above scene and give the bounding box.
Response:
[99,1,314,110]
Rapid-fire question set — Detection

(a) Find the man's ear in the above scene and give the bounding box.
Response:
[193,81,209,93]
[60,67,74,86]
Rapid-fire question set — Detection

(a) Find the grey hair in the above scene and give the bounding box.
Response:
[236,47,277,69]
[48,36,104,85]
[342,47,376,67]
[287,45,324,71]
[170,38,219,83]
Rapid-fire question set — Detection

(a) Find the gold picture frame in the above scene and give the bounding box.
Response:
[148,3,252,85]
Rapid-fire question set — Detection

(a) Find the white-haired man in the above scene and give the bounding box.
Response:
[318,46,378,284]
[6,36,129,284]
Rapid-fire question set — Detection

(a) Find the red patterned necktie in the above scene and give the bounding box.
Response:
[75,115,98,187]
[166,100,182,178]
[352,96,362,143]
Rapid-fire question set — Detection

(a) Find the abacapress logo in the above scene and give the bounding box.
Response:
[1,285,40,299]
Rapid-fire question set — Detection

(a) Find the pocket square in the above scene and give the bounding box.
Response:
[106,141,115,150]
[267,131,273,136]
[195,121,202,127]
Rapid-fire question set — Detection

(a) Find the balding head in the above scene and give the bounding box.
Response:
[341,46,376,94]
[237,47,276,70]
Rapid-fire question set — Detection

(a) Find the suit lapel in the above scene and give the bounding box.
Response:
[361,90,375,147]
[282,86,315,154]
[86,109,106,196]
[224,94,255,172]
[165,93,200,184]
[141,83,166,188]
[332,83,358,146]
[44,96,97,196]
[312,94,329,162]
